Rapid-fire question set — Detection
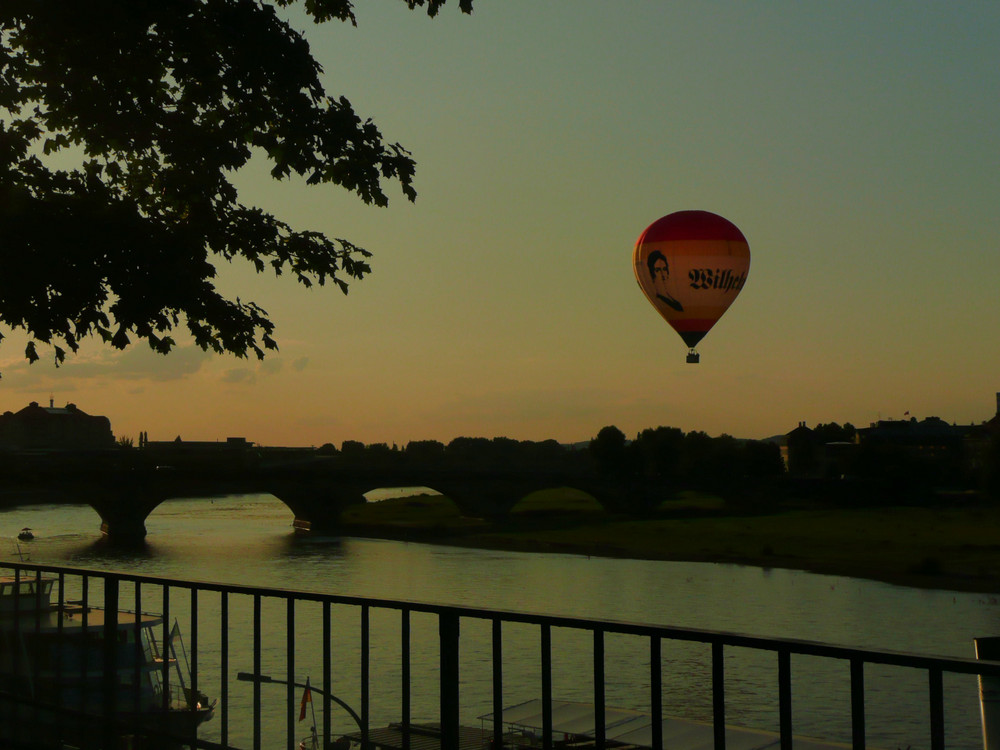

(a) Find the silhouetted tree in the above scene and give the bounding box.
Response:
[741,440,785,478]
[489,437,521,464]
[679,431,715,483]
[635,426,684,480]
[523,438,570,467]
[814,422,856,444]
[589,425,631,477]
[0,0,472,371]
[340,440,365,456]
[446,437,494,466]
[712,434,741,478]
[405,440,446,462]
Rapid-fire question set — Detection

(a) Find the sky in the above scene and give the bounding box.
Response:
[2,1,1000,447]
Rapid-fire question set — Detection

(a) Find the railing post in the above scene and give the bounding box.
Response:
[929,667,945,750]
[595,628,606,750]
[160,584,170,713]
[402,609,411,750]
[11,569,21,722]
[778,649,792,750]
[975,637,1000,750]
[56,572,65,736]
[102,575,120,750]
[82,575,91,710]
[324,602,333,750]
[712,641,726,750]
[221,591,230,748]
[190,587,199,743]
[362,604,371,747]
[542,623,552,750]
[651,637,662,750]
[851,657,865,750]
[253,593,262,750]
[493,618,504,750]
[133,582,143,716]
[440,611,461,750]
[287,597,296,750]
[29,570,41,730]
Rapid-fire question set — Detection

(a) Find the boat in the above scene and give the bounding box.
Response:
[478,679,1000,750]
[16,528,33,541]
[478,699,856,750]
[0,573,215,748]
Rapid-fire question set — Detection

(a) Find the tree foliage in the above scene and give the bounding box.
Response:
[589,425,631,477]
[813,422,856,444]
[0,0,472,370]
[587,425,784,490]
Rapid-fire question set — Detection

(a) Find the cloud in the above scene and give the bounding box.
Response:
[0,344,211,389]
[112,345,212,381]
[292,357,309,372]
[221,368,256,384]
[259,358,283,375]
[219,357,293,384]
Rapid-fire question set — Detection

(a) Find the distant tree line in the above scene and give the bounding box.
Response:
[318,435,582,471]
[317,425,785,491]
[588,425,784,491]
[315,415,1000,503]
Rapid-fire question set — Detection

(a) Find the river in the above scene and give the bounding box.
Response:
[2,494,996,750]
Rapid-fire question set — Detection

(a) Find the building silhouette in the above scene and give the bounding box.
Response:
[0,400,114,450]
[785,393,1000,490]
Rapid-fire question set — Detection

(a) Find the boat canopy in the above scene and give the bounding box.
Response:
[479,699,854,750]
[342,723,491,750]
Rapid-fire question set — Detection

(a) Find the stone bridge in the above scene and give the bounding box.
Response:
[2,461,649,542]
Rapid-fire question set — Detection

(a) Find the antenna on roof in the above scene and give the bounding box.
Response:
[49,394,54,408]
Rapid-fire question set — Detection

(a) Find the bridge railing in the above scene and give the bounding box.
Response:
[0,559,997,750]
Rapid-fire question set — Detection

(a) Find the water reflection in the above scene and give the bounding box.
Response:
[279,534,349,561]
[66,535,157,562]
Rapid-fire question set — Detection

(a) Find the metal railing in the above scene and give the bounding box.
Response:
[0,559,997,750]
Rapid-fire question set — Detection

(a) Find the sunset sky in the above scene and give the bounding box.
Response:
[3,1,999,447]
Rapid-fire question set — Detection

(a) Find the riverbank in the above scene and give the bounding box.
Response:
[340,492,1000,594]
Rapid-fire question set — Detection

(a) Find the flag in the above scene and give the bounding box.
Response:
[299,678,312,722]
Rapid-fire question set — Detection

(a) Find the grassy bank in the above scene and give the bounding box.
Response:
[339,490,1000,594]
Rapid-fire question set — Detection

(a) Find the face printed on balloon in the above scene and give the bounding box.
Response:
[646,251,683,312]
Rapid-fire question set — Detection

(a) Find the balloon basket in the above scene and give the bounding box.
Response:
[686,350,700,364]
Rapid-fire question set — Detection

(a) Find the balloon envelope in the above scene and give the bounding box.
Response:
[633,210,750,350]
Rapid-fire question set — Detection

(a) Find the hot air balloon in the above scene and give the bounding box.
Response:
[633,210,750,363]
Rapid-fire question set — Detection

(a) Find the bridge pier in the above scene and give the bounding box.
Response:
[99,518,149,542]
[267,479,371,533]
[91,495,163,542]
[78,476,170,543]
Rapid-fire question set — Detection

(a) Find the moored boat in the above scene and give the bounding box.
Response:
[0,573,215,748]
